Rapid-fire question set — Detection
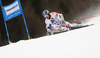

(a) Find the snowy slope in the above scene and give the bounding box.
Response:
[0,16,100,58]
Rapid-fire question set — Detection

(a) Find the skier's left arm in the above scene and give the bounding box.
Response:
[58,14,65,25]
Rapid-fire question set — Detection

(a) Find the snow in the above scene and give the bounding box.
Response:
[0,16,100,58]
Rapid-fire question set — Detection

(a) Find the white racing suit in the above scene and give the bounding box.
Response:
[45,12,80,35]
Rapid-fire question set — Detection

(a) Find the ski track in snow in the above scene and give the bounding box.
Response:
[0,16,100,58]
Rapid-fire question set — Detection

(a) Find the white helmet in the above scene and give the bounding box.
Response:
[42,10,50,16]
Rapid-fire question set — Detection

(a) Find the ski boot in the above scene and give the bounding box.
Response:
[60,26,70,31]
[76,24,82,27]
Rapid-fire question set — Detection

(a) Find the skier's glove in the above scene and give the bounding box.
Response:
[47,31,52,35]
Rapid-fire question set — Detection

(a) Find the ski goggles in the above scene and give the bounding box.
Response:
[44,14,49,18]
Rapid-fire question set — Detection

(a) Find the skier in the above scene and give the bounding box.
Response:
[42,10,81,35]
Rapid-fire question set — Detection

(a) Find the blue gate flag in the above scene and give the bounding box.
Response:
[2,0,22,21]
[0,0,30,44]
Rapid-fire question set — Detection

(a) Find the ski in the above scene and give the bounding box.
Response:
[70,24,94,30]
[53,24,94,34]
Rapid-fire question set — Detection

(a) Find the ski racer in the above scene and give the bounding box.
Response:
[42,10,81,35]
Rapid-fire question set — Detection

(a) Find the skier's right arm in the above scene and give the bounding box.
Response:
[45,23,52,35]
[45,19,52,33]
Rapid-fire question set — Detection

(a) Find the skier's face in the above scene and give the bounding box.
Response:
[46,16,49,19]
[44,14,49,19]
